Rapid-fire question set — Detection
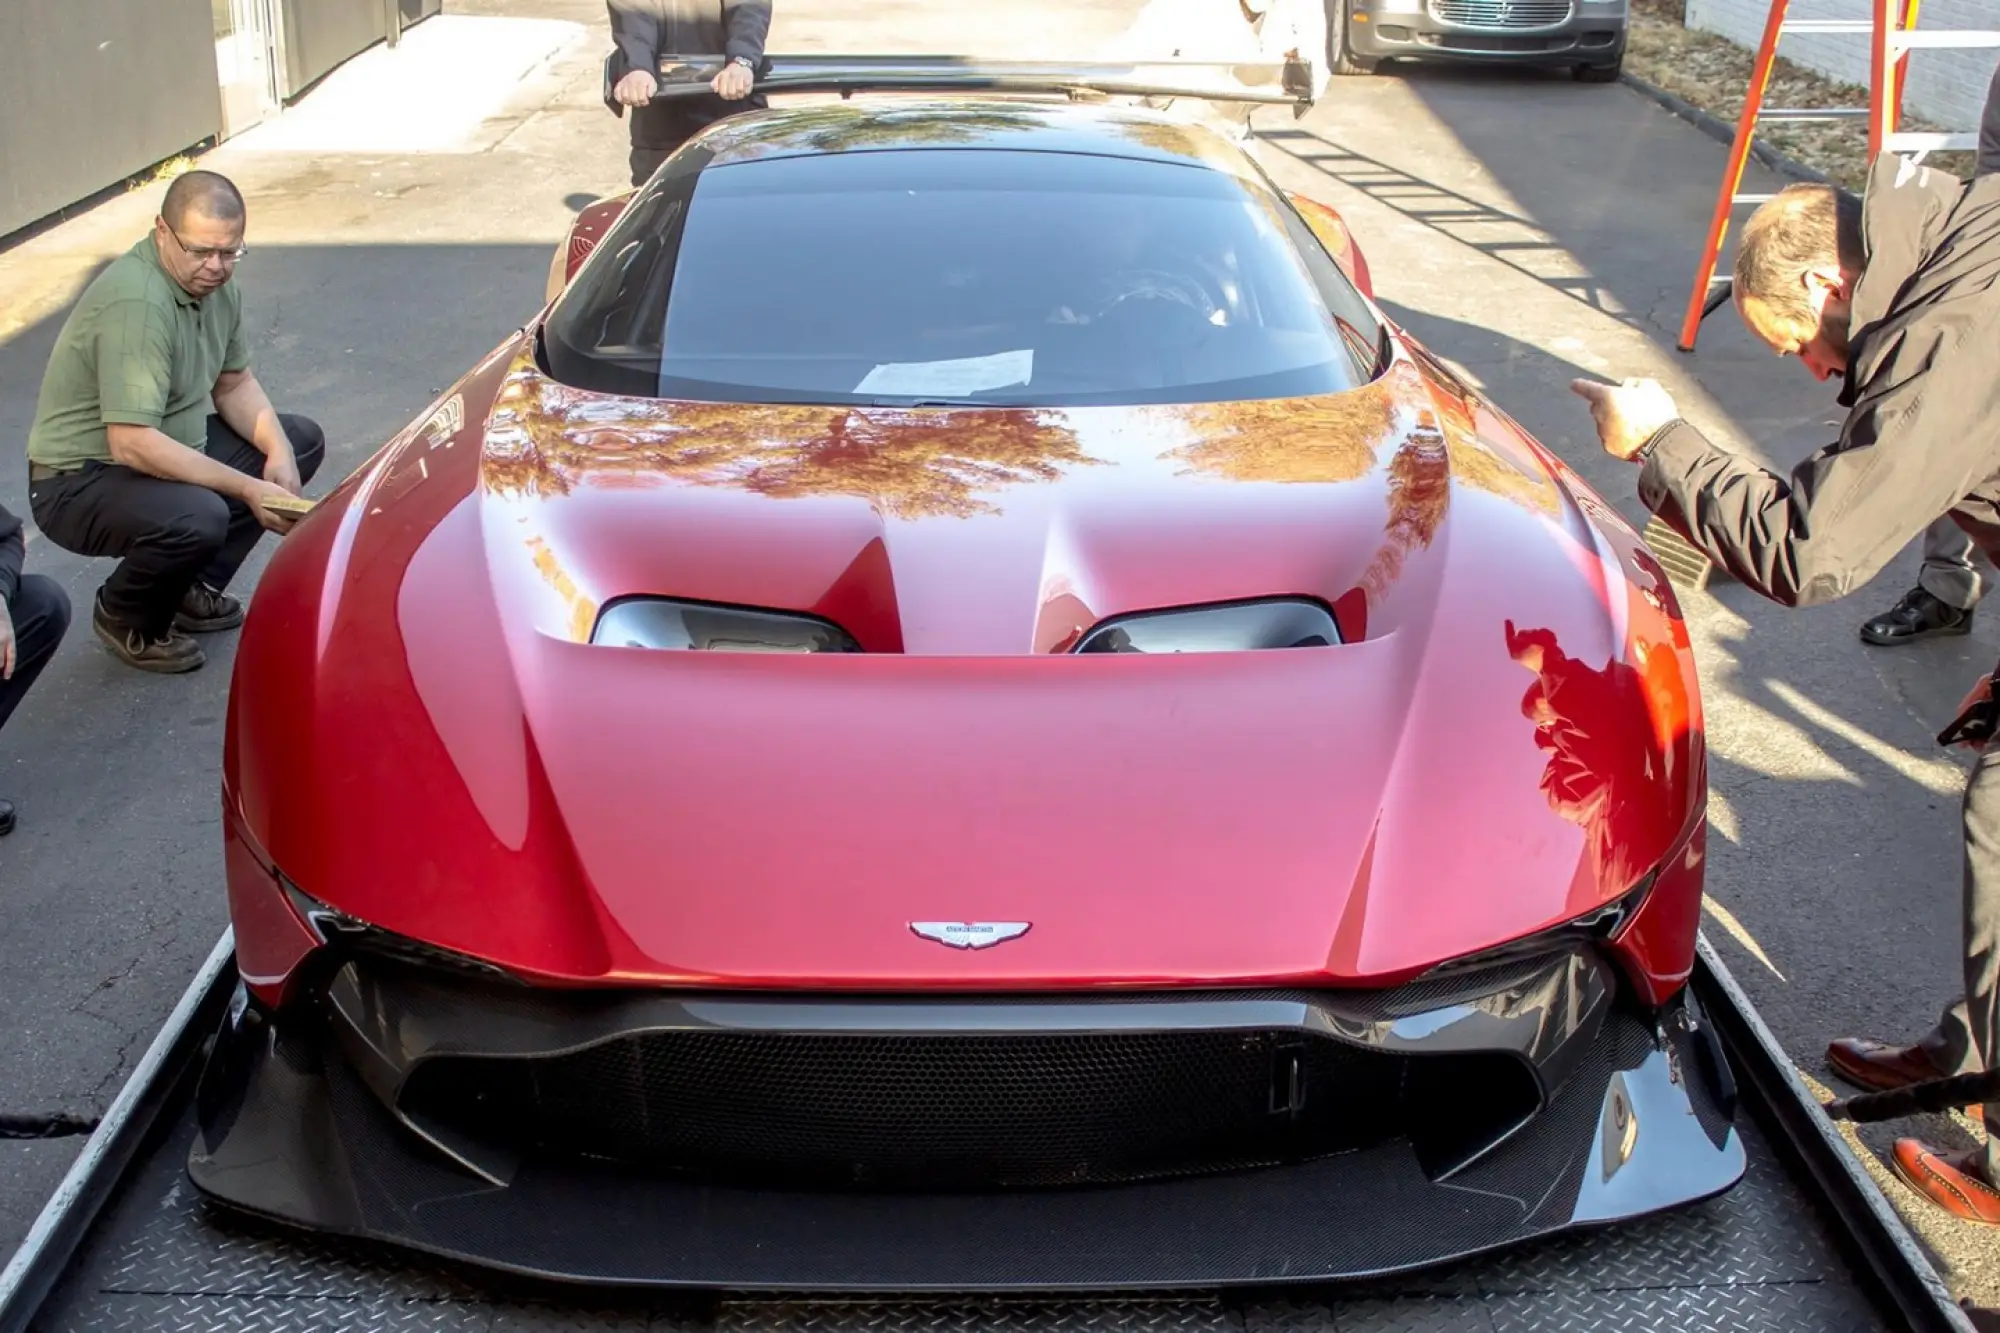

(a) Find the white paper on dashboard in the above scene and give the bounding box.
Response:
[854,349,1033,397]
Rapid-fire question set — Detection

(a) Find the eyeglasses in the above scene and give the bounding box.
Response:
[162,220,248,265]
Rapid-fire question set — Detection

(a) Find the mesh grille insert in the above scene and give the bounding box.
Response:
[1428,0,1572,26]
[400,1027,1534,1191]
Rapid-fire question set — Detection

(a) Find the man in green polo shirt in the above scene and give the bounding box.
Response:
[25,169,324,673]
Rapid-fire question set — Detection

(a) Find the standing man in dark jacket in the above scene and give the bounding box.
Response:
[1852,64,2000,648]
[0,503,74,836]
[607,0,773,187]
[1571,150,2000,1223]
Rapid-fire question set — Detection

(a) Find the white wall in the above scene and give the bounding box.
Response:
[1685,0,1998,138]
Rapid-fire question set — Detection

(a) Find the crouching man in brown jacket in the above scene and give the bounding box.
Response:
[1573,149,2000,1224]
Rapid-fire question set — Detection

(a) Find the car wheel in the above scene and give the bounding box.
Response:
[1573,55,1623,83]
[1325,0,1379,75]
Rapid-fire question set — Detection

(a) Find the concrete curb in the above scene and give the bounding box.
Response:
[1618,71,1861,203]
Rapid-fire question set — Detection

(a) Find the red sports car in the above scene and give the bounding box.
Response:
[190,59,1741,1289]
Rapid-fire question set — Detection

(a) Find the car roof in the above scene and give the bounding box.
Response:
[691,97,1263,180]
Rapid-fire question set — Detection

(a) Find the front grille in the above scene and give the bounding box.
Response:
[399,1028,1536,1191]
[1425,32,1569,50]
[1428,0,1572,27]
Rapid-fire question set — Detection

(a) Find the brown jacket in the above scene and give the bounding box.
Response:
[1636,152,2000,607]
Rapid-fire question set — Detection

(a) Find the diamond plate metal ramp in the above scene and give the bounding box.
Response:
[18,1056,1889,1333]
[0,935,1964,1333]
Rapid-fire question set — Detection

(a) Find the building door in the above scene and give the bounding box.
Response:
[214,0,281,138]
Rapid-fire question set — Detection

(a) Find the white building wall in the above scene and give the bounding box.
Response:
[1684,0,1998,136]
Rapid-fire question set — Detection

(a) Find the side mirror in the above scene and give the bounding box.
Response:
[544,192,636,306]
[1285,191,1373,300]
[543,241,570,306]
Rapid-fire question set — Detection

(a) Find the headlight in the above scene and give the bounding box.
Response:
[280,877,520,983]
[1073,597,1339,654]
[1424,871,1659,977]
[591,598,862,653]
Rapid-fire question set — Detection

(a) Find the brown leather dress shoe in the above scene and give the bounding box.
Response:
[1892,1139,2000,1225]
[1828,1037,1946,1092]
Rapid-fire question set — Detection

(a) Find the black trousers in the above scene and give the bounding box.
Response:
[29,414,326,639]
[1919,747,2000,1181]
[628,93,765,185]
[0,575,72,734]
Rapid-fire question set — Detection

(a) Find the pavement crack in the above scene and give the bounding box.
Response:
[1,1111,100,1139]
[69,953,146,1012]
[86,1022,153,1108]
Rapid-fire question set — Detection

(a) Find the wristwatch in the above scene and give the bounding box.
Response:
[728,54,755,71]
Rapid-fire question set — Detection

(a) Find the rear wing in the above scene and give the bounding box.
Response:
[603,54,1316,118]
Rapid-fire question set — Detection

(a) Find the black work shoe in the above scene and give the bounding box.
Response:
[93,594,205,674]
[1860,586,1974,646]
[0,800,14,837]
[175,581,244,634]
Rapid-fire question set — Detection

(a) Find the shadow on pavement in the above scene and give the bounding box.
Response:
[1264,62,1847,459]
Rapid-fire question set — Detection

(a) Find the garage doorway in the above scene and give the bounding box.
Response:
[213,0,282,139]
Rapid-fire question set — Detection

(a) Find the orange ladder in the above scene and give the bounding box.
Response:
[1675,0,2000,352]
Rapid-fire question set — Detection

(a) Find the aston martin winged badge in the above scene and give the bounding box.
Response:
[909,921,1031,949]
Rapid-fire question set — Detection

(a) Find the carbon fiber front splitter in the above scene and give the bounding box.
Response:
[182,985,1745,1291]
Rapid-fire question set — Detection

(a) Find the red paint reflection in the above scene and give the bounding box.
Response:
[1505,621,1689,900]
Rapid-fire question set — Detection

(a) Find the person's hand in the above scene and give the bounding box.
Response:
[1569,377,1681,462]
[614,69,658,106]
[1954,674,1995,750]
[711,60,754,100]
[264,447,301,496]
[0,597,14,681]
[239,478,302,534]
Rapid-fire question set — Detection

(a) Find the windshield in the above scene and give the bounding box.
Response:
[542,145,1382,406]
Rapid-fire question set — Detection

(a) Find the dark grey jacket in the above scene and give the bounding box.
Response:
[1636,150,2000,607]
[1983,60,2000,177]
[0,503,22,607]
[608,0,771,75]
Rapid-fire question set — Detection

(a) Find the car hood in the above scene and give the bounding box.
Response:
[232,336,1702,988]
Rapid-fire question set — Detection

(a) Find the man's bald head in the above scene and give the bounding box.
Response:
[153,170,246,299]
[161,170,245,232]
[1731,182,1864,380]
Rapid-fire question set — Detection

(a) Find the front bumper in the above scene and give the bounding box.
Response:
[187,947,1743,1289]
[1348,0,1627,66]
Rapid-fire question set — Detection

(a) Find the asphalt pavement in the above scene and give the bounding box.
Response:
[2,0,1997,1309]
